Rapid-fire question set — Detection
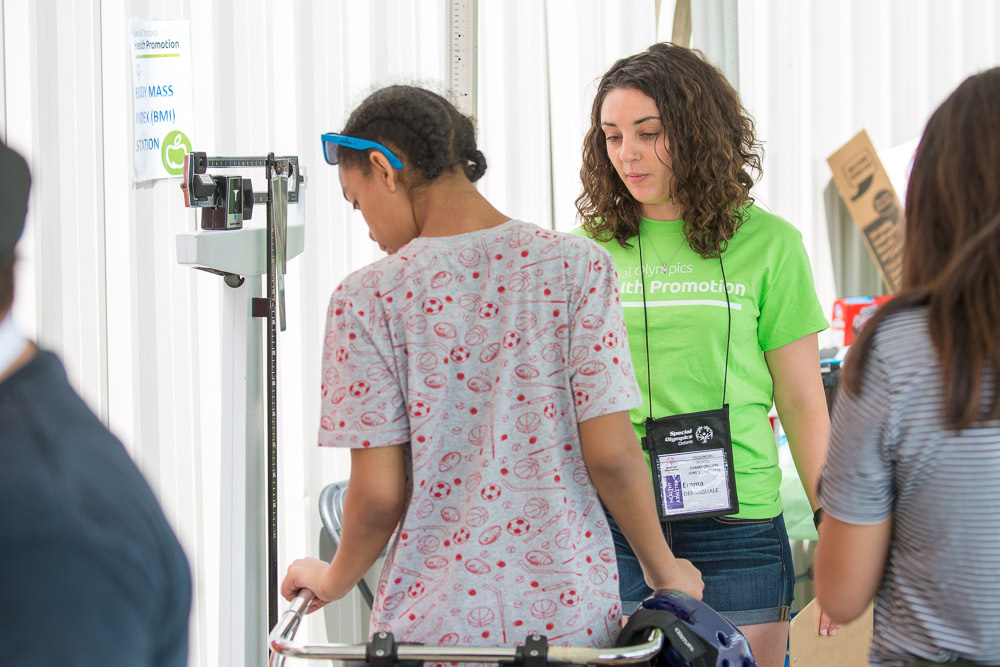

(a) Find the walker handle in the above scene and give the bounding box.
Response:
[269,590,664,665]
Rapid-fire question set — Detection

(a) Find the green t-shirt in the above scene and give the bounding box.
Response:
[573,205,828,518]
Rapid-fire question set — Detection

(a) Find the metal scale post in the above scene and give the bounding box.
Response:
[176,153,305,666]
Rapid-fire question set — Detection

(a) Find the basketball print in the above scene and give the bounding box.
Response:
[360,269,382,288]
[458,294,481,312]
[416,352,438,373]
[513,458,540,479]
[541,342,561,362]
[530,599,558,620]
[416,535,441,555]
[589,564,609,585]
[523,498,550,519]
[515,311,537,331]
[467,607,495,627]
[458,248,481,268]
[405,314,427,335]
[466,506,489,526]
[508,271,531,292]
[515,412,541,434]
[465,325,488,346]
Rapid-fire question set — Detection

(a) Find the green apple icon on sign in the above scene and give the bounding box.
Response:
[161,130,192,175]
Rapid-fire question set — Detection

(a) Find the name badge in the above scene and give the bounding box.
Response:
[643,405,739,522]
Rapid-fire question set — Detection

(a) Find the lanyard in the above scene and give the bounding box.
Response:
[0,313,28,379]
[636,230,731,415]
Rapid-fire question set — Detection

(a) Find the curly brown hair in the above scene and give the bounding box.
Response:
[576,43,762,258]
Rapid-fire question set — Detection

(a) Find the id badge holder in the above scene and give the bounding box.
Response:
[642,405,739,522]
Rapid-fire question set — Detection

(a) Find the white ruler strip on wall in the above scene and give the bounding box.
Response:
[447,0,477,117]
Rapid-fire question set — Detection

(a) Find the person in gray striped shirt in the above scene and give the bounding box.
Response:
[814,67,1000,666]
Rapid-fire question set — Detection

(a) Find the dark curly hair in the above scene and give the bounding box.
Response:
[337,85,487,185]
[843,67,1000,429]
[576,43,762,258]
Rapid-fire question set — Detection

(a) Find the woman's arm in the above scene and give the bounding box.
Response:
[814,515,892,622]
[579,411,704,599]
[764,333,829,509]
[281,445,407,611]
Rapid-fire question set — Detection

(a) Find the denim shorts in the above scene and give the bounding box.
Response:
[608,512,795,626]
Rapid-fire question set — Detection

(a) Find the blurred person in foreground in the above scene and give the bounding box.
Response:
[0,142,191,666]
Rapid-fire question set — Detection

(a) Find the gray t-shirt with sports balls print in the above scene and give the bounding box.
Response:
[319,220,641,649]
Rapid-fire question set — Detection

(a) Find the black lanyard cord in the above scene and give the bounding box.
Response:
[636,230,730,415]
[637,232,654,421]
[720,253,731,407]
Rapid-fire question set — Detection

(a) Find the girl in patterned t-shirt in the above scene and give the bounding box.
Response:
[280,85,702,649]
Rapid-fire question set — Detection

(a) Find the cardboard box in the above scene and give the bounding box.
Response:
[827,130,904,293]
[788,598,874,667]
[831,295,894,346]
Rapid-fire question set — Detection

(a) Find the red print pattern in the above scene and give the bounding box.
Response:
[319,221,639,648]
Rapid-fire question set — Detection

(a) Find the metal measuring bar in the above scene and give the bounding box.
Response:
[447,0,477,117]
[269,591,665,666]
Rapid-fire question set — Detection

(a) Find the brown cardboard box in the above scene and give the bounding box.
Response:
[827,130,903,293]
[788,598,873,666]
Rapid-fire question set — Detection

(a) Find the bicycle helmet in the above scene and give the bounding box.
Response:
[615,591,755,667]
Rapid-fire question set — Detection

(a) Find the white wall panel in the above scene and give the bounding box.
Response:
[737,0,1000,332]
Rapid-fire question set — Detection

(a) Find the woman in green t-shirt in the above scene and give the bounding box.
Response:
[575,43,834,667]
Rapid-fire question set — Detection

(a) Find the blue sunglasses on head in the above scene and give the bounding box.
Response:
[320,133,404,169]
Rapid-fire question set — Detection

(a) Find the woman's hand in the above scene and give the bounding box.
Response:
[646,557,705,600]
[281,557,338,614]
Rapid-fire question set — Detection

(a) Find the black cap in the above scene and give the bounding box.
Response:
[0,142,31,263]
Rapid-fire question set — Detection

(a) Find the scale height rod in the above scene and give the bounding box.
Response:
[266,153,279,634]
[447,0,477,117]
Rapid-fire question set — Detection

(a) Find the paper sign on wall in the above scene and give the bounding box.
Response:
[130,20,194,182]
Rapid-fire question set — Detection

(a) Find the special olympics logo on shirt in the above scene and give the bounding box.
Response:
[695,426,714,443]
